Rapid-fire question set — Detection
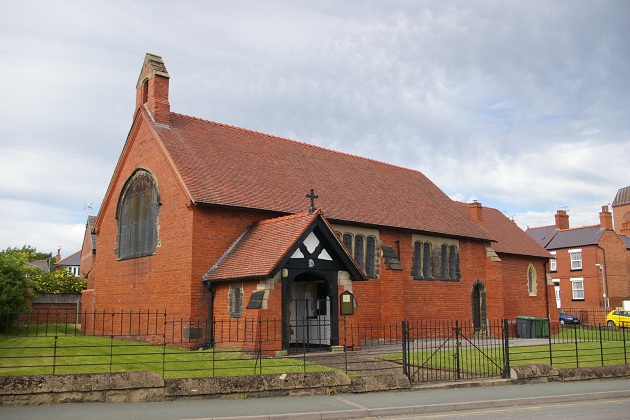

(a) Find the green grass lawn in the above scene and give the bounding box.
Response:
[3,323,630,378]
[0,334,330,378]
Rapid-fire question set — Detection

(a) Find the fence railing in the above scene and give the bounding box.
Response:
[2,310,630,382]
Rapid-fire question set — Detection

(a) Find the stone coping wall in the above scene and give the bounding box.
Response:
[0,370,410,406]
[4,364,628,407]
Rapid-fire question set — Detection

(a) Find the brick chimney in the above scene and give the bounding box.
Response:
[621,221,630,235]
[555,210,569,230]
[599,205,613,230]
[56,248,61,263]
[468,201,483,225]
[136,53,170,126]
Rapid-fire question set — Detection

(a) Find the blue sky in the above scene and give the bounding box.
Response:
[1,1,628,258]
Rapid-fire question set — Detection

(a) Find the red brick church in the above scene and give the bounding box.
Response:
[81,54,554,350]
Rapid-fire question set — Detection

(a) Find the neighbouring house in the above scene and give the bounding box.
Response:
[54,249,81,277]
[28,259,50,273]
[83,53,554,350]
[527,206,630,312]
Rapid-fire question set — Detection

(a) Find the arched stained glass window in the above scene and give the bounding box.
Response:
[117,169,159,259]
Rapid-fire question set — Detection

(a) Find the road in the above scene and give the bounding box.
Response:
[361,398,630,419]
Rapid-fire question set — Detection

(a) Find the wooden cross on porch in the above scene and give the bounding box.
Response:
[306,188,318,215]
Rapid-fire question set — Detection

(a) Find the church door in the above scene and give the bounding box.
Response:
[285,273,332,350]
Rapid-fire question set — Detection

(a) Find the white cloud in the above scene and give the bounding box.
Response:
[0,1,628,255]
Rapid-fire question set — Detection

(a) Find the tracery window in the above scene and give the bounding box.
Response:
[117,169,159,259]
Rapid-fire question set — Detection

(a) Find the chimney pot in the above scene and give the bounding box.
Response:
[600,205,613,230]
[468,201,483,225]
[555,210,569,230]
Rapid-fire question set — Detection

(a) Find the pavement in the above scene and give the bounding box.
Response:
[197,377,630,419]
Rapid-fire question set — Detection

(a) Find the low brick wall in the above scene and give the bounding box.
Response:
[0,370,410,406]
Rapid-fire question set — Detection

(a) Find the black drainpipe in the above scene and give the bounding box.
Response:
[204,281,215,348]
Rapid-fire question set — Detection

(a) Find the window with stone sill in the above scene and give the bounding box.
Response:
[571,278,584,300]
[335,229,379,279]
[569,249,582,270]
[412,239,460,281]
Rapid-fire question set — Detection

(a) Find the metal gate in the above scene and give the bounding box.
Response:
[287,297,332,351]
[402,319,509,382]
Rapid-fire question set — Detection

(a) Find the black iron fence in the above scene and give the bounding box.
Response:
[2,310,630,382]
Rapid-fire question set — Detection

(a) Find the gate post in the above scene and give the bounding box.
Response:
[502,318,510,378]
[401,320,409,379]
[454,320,461,380]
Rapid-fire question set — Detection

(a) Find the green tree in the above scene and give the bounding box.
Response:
[0,248,38,323]
[32,269,87,294]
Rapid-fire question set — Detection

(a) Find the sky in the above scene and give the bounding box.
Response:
[1,1,628,259]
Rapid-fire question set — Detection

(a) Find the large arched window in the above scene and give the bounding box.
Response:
[117,169,159,259]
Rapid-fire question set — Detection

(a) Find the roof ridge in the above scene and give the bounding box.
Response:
[57,250,81,263]
[255,210,318,226]
[526,224,557,230]
[169,112,429,176]
[558,224,603,232]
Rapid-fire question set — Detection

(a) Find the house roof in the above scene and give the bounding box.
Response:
[544,226,605,250]
[620,235,630,250]
[29,259,50,273]
[613,186,630,207]
[55,250,81,267]
[202,210,364,282]
[525,225,559,248]
[474,206,551,259]
[149,112,493,242]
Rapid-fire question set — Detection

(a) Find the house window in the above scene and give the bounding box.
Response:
[550,251,557,272]
[571,278,584,300]
[229,283,243,318]
[117,169,159,259]
[569,249,582,270]
[528,264,537,296]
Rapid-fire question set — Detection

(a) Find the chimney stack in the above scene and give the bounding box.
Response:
[56,248,61,263]
[468,201,483,225]
[555,210,569,230]
[599,205,613,230]
[136,53,170,126]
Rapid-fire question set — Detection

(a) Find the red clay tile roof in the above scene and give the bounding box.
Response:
[203,211,324,281]
[455,203,550,258]
[152,112,492,241]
